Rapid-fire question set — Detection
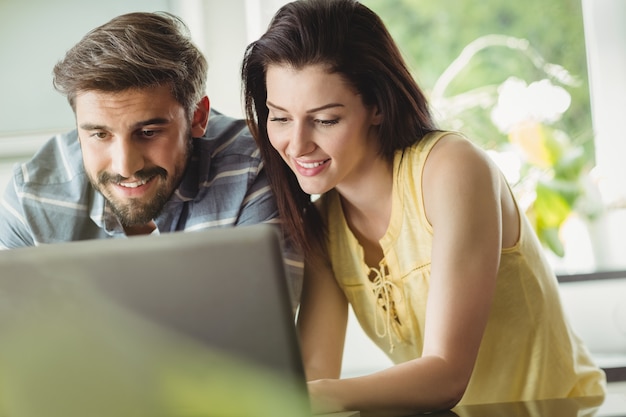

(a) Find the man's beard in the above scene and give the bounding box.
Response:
[97,167,171,227]
[90,138,192,228]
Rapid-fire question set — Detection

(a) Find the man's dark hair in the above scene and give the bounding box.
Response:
[53,11,208,118]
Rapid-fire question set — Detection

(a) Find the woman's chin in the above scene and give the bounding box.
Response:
[298,182,330,197]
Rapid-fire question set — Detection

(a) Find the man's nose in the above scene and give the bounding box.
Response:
[110,137,144,178]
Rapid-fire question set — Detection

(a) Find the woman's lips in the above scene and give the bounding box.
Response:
[294,158,330,176]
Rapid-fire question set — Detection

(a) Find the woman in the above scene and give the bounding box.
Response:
[241,0,606,415]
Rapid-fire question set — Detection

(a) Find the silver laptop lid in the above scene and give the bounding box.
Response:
[0,224,310,417]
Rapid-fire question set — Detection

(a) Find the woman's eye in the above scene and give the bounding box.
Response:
[317,119,339,127]
[269,117,288,123]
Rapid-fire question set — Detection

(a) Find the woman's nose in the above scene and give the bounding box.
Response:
[286,123,315,157]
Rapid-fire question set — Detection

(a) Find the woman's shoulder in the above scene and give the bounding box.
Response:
[400,130,500,205]
[425,131,495,173]
[396,130,470,175]
[399,130,464,158]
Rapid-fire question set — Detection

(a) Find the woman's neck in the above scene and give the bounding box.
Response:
[337,156,394,266]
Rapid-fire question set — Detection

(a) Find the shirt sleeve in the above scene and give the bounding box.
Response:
[0,167,35,249]
[234,162,279,226]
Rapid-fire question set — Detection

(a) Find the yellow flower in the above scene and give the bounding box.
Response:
[508,121,552,167]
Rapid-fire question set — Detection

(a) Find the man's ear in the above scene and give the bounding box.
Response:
[191,96,210,137]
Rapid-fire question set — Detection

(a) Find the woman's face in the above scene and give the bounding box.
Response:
[265,64,382,195]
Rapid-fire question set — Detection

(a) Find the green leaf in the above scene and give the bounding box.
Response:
[534,182,572,228]
[553,145,587,181]
[540,125,567,166]
[537,177,582,206]
[541,227,565,257]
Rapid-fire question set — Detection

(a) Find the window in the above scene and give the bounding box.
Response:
[361,0,626,273]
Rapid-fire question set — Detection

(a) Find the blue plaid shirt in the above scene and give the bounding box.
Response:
[0,109,303,307]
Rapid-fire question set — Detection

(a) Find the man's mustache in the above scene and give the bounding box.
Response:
[98,167,168,184]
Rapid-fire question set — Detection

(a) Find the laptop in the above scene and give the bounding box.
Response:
[0,224,358,417]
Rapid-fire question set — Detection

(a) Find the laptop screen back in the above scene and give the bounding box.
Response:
[0,224,310,417]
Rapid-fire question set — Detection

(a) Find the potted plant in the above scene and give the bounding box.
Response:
[430,35,603,257]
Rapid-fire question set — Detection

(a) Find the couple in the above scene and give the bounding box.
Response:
[0,0,606,415]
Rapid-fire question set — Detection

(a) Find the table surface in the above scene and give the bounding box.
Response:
[341,394,626,417]
[443,394,623,417]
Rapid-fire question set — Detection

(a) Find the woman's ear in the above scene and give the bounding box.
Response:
[191,96,210,137]
[371,105,383,126]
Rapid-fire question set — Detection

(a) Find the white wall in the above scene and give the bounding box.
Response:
[0,0,173,189]
[0,0,172,136]
[171,0,289,118]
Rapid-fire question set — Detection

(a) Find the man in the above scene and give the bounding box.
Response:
[0,12,302,306]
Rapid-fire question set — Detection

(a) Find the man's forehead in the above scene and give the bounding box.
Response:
[75,87,183,129]
[75,86,176,106]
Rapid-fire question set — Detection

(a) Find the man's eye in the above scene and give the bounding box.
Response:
[90,132,107,139]
[142,130,157,137]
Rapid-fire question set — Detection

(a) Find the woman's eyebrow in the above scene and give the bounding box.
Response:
[266,101,344,113]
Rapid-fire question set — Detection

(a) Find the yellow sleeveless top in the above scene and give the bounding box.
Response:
[317,131,606,405]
